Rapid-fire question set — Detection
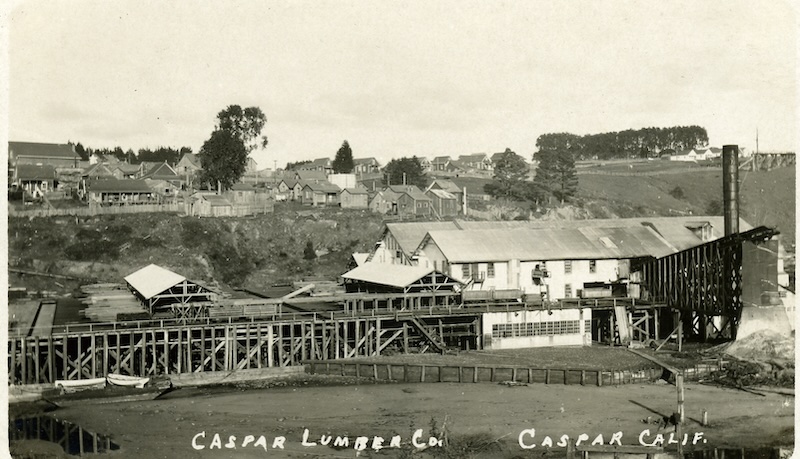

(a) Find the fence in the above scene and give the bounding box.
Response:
[8,203,183,218]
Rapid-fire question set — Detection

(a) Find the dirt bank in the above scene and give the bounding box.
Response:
[19,378,794,458]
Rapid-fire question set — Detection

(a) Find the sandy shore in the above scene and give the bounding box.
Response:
[12,377,793,459]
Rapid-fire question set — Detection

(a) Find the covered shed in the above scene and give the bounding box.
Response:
[339,187,369,208]
[86,179,155,204]
[124,264,218,320]
[340,262,462,294]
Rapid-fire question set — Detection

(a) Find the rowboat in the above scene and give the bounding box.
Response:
[44,385,173,408]
[55,378,107,393]
[107,374,150,388]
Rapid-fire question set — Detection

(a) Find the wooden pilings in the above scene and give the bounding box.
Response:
[10,315,473,386]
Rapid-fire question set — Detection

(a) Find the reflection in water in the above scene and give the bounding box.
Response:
[9,414,121,456]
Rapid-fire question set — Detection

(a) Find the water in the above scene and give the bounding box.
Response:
[9,414,121,456]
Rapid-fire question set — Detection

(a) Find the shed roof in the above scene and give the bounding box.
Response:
[426,188,457,200]
[341,187,369,195]
[428,179,462,194]
[341,263,437,288]
[388,185,431,201]
[124,264,186,300]
[16,164,57,181]
[9,141,79,159]
[304,181,340,193]
[88,179,153,193]
[419,226,677,263]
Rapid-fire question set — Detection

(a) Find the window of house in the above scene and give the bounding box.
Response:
[589,260,597,273]
[487,263,495,278]
[462,264,470,278]
[564,260,572,274]
[564,283,572,298]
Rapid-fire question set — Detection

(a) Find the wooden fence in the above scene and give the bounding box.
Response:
[8,203,183,218]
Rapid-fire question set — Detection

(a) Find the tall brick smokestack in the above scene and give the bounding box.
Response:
[722,145,739,236]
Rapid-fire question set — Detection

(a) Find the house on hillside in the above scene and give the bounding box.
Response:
[298,158,333,174]
[431,156,452,172]
[426,188,459,217]
[113,163,140,179]
[369,189,400,214]
[458,153,493,171]
[353,158,380,175]
[82,162,119,180]
[8,141,82,168]
[427,179,464,209]
[85,179,155,204]
[225,183,258,203]
[295,170,328,183]
[301,181,340,206]
[176,153,202,186]
[13,165,58,197]
[339,188,369,208]
[387,185,432,216]
[418,157,432,173]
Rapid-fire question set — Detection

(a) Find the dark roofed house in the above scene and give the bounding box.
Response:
[9,141,81,168]
[14,165,58,197]
[431,156,452,171]
[86,179,155,204]
[143,162,180,184]
[114,163,141,179]
[83,162,118,180]
[301,181,341,206]
[339,187,369,208]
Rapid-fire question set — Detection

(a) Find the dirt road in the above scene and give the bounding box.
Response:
[29,378,794,458]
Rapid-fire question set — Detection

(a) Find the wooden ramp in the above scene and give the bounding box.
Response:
[614,305,631,344]
[30,300,57,337]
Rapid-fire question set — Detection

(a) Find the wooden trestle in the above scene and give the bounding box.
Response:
[8,314,480,386]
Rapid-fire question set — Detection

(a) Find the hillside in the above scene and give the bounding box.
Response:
[8,207,386,293]
[8,166,793,294]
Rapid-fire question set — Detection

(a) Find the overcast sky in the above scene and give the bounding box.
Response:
[6,0,798,169]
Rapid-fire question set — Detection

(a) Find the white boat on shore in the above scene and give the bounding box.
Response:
[107,374,150,388]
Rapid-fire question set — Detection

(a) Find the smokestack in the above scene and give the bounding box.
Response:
[722,145,739,236]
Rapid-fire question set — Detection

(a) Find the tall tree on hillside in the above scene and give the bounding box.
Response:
[484,148,531,200]
[199,105,268,190]
[332,140,354,173]
[216,105,268,152]
[383,157,427,188]
[532,141,578,203]
[198,129,248,191]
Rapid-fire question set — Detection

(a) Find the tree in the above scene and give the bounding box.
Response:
[198,129,248,191]
[532,144,578,203]
[332,140,354,173]
[484,148,531,200]
[216,105,268,152]
[382,157,427,188]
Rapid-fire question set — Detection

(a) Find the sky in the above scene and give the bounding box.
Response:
[5,0,798,170]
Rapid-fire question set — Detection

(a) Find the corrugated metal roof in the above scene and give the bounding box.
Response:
[384,217,752,258]
[385,221,463,255]
[124,264,186,300]
[419,226,678,263]
[341,263,435,288]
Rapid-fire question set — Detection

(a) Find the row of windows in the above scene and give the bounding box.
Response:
[461,263,495,280]
[492,320,582,338]
[549,260,597,275]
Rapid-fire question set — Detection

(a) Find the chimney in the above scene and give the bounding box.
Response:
[722,145,739,236]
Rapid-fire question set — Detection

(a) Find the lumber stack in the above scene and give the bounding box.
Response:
[79,283,147,322]
[292,280,344,297]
